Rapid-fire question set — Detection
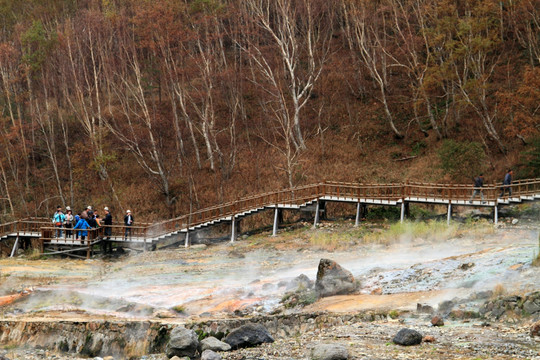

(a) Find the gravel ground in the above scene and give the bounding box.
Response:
[1,319,539,359]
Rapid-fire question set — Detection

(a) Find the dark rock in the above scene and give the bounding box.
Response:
[166,326,199,358]
[472,290,493,300]
[438,300,455,314]
[416,303,434,314]
[229,250,245,259]
[458,262,475,270]
[503,295,522,303]
[531,321,540,337]
[311,344,349,360]
[223,323,274,349]
[315,259,357,298]
[200,337,231,352]
[286,274,314,291]
[523,299,540,314]
[449,309,479,319]
[201,350,221,360]
[431,316,444,327]
[392,328,423,346]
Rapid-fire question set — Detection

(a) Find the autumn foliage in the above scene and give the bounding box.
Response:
[0,0,538,221]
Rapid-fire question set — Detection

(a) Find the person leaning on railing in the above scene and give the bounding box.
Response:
[124,210,133,240]
[102,207,113,253]
[500,169,513,198]
[73,216,91,244]
[52,206,65,238]
[64,207,74,238]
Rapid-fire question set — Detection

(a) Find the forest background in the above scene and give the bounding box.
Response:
[0,0,538,221]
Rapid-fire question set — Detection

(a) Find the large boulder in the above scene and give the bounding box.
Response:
[166,326,199,358]
[223,323,274,349]
[392,328,423,346]
[315,259,357,298]
[311,344,349,360]
[200,337,231,352]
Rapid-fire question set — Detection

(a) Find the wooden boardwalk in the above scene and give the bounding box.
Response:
[1,178,539,257]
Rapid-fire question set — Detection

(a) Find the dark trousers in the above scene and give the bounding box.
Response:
[124,225,131,239]
[500,187,512,197]
[65,224,73,238]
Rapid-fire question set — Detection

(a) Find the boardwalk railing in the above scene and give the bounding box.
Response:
[1,178,540,251]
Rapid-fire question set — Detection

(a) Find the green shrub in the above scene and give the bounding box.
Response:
[437,140,485,179]
[365,206,400,221]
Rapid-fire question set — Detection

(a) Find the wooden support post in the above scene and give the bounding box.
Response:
[354,202,361,227]
[272,208,279,236]
[447,203,452,225]
[10,236,19,258]
[313,201,320,228]
[185,231,190,248]
[86,238,91,259]
[494,204,498,225]
[231,217,236,243]
[400,201,406,223]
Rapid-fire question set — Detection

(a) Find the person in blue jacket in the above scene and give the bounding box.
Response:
[52,206,66,238]
[499,169,513,198]
[73,217,91,244]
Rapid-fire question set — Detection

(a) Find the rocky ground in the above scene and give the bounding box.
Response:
[1,318,539,359]
[1,213,539,359]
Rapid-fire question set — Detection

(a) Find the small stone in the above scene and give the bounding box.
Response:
[531,321,540,337]
[392,328,423,346]
[511,218,519,225]
[169,357,182,360]
[422,335,436,343]
[431,316,444,326]
[370,288,382,295]
[523,300,540,314]
[200,337,232,352]
[201,350,221,360]
[458,262,475,270]
[311,344,349,360]
[103,357,114,360]
[416,303,434,314]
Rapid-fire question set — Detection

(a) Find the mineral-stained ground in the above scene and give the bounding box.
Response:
[0,218,539,359]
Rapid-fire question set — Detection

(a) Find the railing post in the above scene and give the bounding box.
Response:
[185,231,190,248]
[400,201,405,223]
[447,203,452,225]
[494,203,499,225]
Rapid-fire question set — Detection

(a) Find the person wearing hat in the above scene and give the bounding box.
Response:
[52,206,65,238]
[123,209,134,241]
[103,207,113,253]
[64,207,74,238]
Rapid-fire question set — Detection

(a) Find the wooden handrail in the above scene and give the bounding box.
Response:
[1,178,540,242]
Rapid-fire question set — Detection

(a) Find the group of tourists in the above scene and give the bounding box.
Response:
[52,206,134,244]
[469,169,514,203]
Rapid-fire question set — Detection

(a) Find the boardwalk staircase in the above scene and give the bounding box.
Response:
[1,178,539,258]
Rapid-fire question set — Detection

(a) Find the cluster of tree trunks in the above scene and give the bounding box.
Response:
[0,0,538,220]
